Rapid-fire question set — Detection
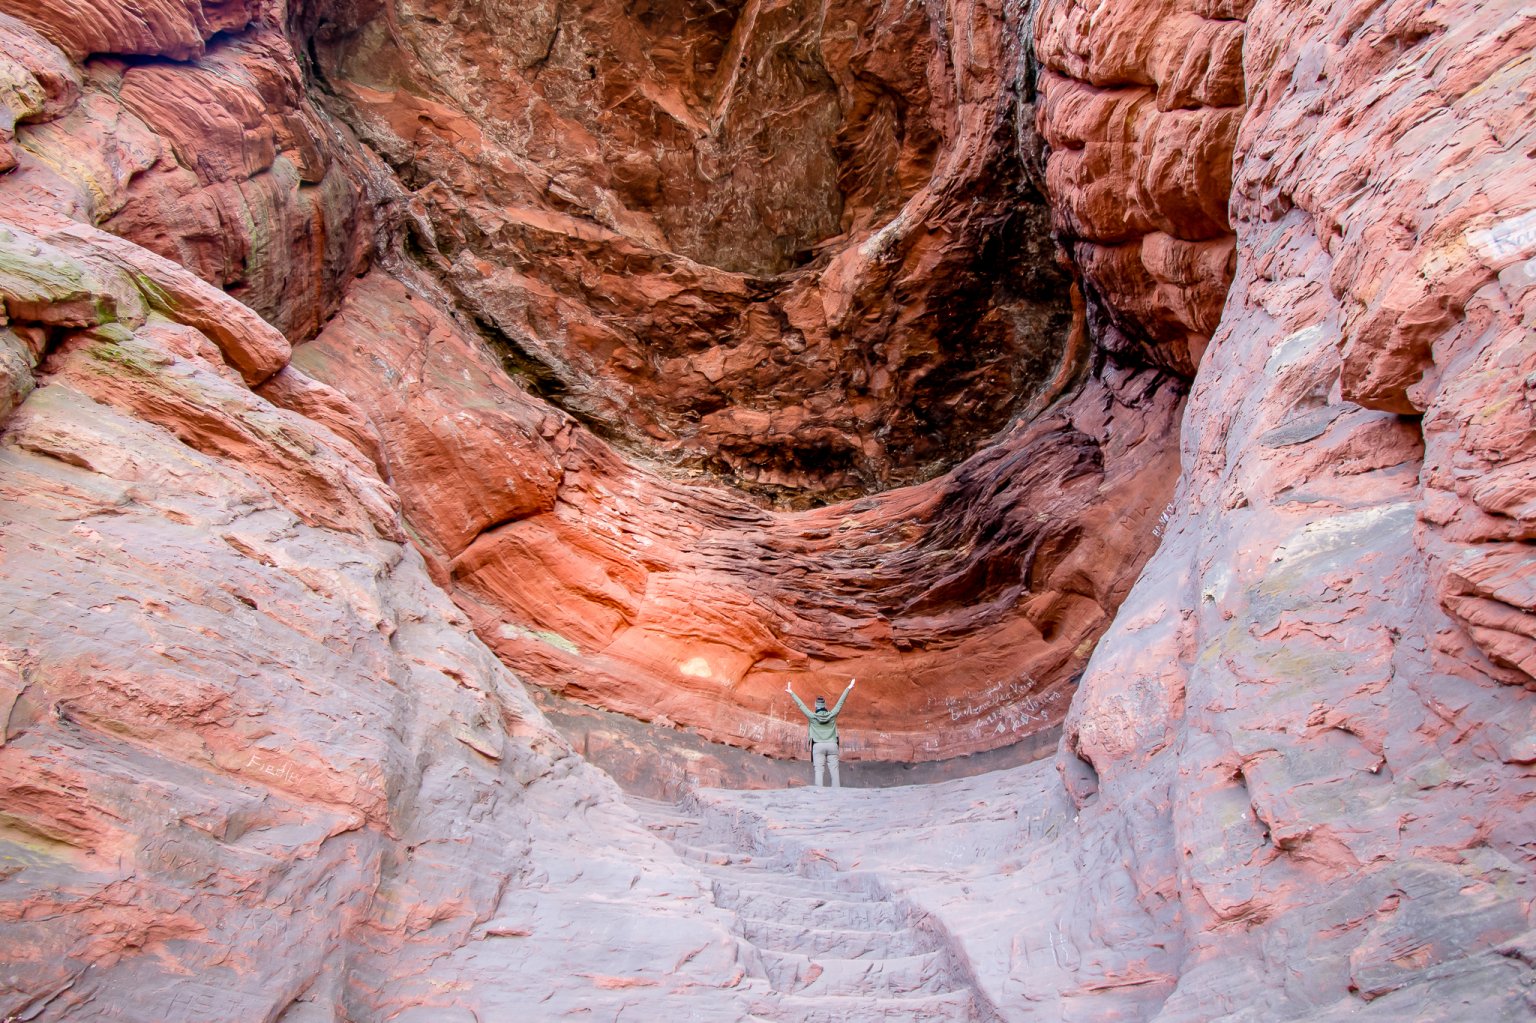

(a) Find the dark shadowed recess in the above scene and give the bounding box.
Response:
[293,0,1085,508]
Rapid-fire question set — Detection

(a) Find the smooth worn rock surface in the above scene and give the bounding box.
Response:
[633,793,1004,1022]
[1033,0,1536,1016]
[694,750,1535,1021]
[0,204,759,1023]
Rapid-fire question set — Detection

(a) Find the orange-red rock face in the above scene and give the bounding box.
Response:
[293,269,1179,761]
[1035,0,1247,375]
[0,0,382,339]
[258,0,1186,761]
[307,0,1088,501]
[0,0,1185,764]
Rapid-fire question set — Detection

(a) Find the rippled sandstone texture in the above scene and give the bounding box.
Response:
[265,0,1188,762]
[0,0,1534,1020]
[0,0,1181,1014]
[693,1,1536,1017]
[0,10,764,1021]
[3,0,1191,766]
[294,266,1178,762]
[305,0,1085,499]
[1035,0,1247,378]
[1036,0,1536,1016]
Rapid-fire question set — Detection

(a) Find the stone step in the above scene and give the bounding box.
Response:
[645,823,717,846]
[677,847,813,877]
[627,795,985,1022]
[757,948,956,998]
[736,917,934,959]
[625,796,691,816]
[644,820,709,839]
[692,852,823,876]
[671,842,762,867]
[748,989,978,1023]
[709,872,863,901]
[717,888,906,931]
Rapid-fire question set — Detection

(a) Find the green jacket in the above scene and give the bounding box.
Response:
[791,687,851,744]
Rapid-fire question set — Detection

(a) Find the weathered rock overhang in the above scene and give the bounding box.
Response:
[281,0,1255,764]
[281,0,1241,763]
[0,0,1244,768]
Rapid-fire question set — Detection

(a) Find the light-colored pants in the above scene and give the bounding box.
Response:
[812,740,840,788]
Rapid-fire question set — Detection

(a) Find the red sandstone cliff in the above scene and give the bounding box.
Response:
[3,0,1189,766]
[0,0,1532,1019]
[276,0,1186,763]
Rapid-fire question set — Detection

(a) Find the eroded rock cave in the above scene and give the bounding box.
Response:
[0,0,1533,1020]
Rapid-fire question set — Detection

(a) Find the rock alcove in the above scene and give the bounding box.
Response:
[0,0,1532,1020]
[268,0,1213,770]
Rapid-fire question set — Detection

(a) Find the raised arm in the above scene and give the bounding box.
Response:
[829,677,855,716]
[786,683,814,720]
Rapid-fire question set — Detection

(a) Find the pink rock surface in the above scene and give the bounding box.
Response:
[0,13,379,342]
[1031,0,1536,1016]
[0,188,758,1023]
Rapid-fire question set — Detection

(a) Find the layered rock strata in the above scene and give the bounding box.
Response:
[1,0,1188,764]
[303,0,1084,499]
[296,267,1179,761]
[0,0,1532,1019]
[1035,0,1248,376]
[0,148,755,1023]
[0,0,1179,1015]
[1042,0,1536,1015]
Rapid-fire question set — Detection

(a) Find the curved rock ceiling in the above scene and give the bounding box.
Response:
[279,0,1233,761]
[303,0,1086,503]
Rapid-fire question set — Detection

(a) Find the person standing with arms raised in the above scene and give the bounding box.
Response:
[786,677,855,788]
